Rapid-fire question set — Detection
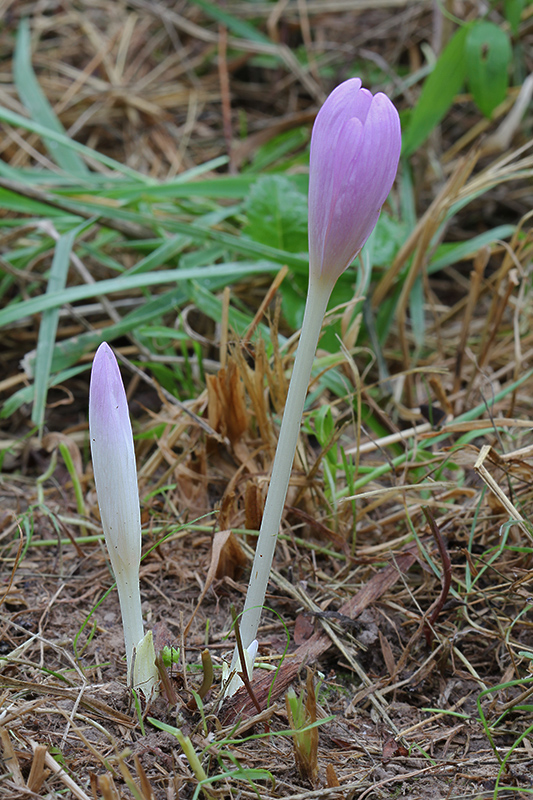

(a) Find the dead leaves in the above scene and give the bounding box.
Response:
[206,359,248,446]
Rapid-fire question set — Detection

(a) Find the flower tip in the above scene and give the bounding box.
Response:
[92,341,116,373]
[89,341,131,452]
[95,340,112,357]
[90,343,124,402]
[308,78,401,284]
[330,76,362,99]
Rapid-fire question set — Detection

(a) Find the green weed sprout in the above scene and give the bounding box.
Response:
[286,670,319,784]
[89,342,158,698]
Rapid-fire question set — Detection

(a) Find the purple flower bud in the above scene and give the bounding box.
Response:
[89,342,142,575]
[89,342,145,681]
[308,78,401,284]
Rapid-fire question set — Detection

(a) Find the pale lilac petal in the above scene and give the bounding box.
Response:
[309,116,364,275]
[89,342,141,573]
[308,80,401,283]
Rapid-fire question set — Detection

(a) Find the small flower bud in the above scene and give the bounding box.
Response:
[308,78,401,285]
[89,342,157,696]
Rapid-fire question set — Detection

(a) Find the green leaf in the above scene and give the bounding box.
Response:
[246,128,309,173]
[314,405,335,447]
[19,189,309,272]
[189,281,274,342]
[409,275,425,351]
[402,24,471,157]
[124,235,190,276]
[104,175,259,202]
[0,105,153,183]
[428,225,515,272]
[0,262,277,328]
[24,288,188,377]
[279,275,307,329]
[14,20,89,176]
[244,175,308,253]
[1,365,88,419]
[189,0,270,43]
[32,226,79,431]
[0,186,77,217]
[371,213,408,268]
[504,0,525,34]
[466,21,512,118]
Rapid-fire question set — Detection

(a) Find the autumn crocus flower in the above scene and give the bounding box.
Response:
[231,79,401,671]
[308,77,402,287]
[89,342,158,697]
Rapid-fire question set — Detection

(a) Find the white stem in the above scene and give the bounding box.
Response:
[235,273,334,656]
[114,569,145,686]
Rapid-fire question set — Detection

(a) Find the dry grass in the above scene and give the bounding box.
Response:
[1,1,533,799]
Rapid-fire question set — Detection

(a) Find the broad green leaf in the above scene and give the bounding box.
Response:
[244,175,308,253]
[14,20,89,176]
[504,0,525,34]
[402,24,471,157]
[239,174,310,333]
[466,21,512,118]
[279,276,308,330]
[371,213,408,268]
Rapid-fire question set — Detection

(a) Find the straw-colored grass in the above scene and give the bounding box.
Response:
[0,1,532,798]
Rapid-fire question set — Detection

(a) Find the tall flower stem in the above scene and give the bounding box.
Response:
[236,272,335,654]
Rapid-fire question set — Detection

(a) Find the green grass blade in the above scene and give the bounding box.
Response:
[337,367,533,498]
[409,275,425,350]
[0,186,311,272]
[59,196,311,271]
[428,225,515,272]
[35,288,188,375]
[189,280,272,341]
[0,105,153,183]
[0,186,78,218]
[31,225,81,431]
[124,235,191,276]
[14,19,89,176]
[1,365,89,419]
[104,174,276,202]
[0,261,278,328]
[189,0,270,43]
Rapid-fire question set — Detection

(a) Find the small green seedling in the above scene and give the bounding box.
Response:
[161,646,180,668]
[286,670,319,785]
